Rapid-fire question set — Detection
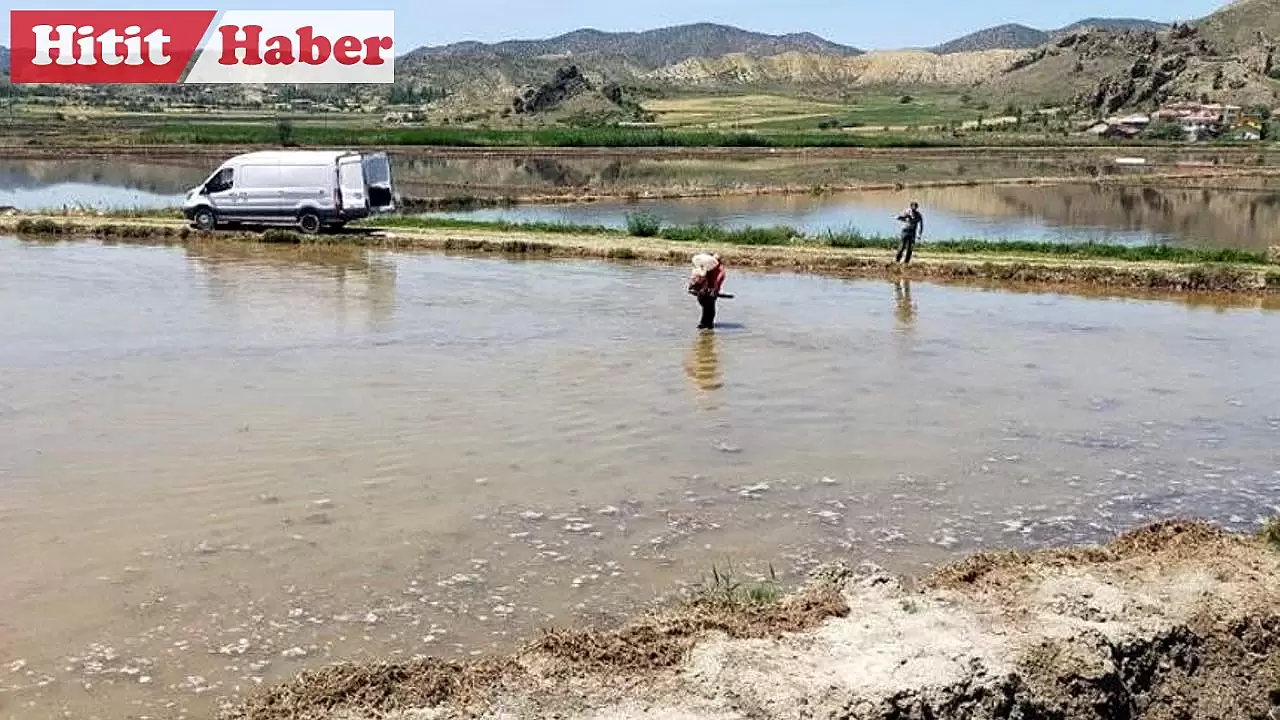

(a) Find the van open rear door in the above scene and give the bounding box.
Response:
[337,155,368,214]
[362,152,395,211]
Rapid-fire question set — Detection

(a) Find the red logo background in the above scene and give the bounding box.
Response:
[9,10,218,83]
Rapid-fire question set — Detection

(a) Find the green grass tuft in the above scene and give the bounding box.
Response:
[625,212,662,237]
[691,562,783,608]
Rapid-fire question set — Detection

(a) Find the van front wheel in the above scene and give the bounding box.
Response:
[297,212,322,235]
[193,207,217,231]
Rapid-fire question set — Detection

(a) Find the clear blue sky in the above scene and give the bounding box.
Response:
[3,0,1228,52]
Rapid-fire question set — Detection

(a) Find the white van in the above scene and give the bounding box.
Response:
[182,150,395,234]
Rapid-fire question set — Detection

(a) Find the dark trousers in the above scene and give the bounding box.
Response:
[698,294,717,329]
[896,231,917,264]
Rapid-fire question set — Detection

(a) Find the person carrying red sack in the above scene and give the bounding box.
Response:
[688,253,726,330]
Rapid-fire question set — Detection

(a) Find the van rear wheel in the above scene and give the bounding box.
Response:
[297,212,321,235]
[193,207,217,231]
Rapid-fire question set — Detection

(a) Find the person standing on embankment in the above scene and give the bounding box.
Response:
[896,201,924,264]
[689,253,727,330]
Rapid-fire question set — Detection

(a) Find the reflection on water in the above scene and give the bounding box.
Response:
[430,183,1280,250]
[189,242,399,334]
[0,159,204,209]
[4,236,1280,718]
[685,331,723,393]
[894,280,916,329]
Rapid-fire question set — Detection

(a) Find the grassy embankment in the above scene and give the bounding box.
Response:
[8,214,1280,298]
[376,213,1277,265]
[11,211,1274,266]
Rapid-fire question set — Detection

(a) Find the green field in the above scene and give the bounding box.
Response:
[131,121,1132,149]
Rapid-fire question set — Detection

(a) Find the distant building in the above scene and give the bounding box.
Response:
[1153,102,1251,141]
[1112,113,1151,128]
[1087,113,1149,139]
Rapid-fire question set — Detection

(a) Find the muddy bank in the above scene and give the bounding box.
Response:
[4,215,1279,297]
[223,521,1280,720]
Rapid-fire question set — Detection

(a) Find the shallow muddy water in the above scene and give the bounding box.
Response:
[3,237,1280,719]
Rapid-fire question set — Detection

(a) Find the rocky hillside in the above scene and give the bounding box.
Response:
[508,65,652,125]
[646,50,1021,89]
[0,46,9,76]
[933,18,1168,54]
[1197,0,1280,53]
[989,17,1280,114]
[407,23,862,68]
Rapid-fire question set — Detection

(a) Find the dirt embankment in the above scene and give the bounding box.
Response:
[3,215,1279,298]
[223,521,1280,720]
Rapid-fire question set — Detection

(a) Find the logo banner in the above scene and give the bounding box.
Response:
[8,9,395,84]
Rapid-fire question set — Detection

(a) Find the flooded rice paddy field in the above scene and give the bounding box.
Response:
[7,153,1280,250]
[2,153,1114,209]
[427,183,1280,250]
[3,236,1280,718]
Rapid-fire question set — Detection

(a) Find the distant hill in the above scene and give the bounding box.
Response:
[932,17,1167,54]
[1056,17,1169,34]
[406,23,862,68]
[1196,0,1280,53]
[932,24,1049,54]
[0,46,9,72]
[8,2,1280,125]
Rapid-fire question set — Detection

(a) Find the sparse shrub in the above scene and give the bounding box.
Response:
[276,118,296,146]
[625,212,661,237]
[261,228,304,243]
[1261,517,1280,550]
[1144,120,1186,141]
[690,563,782,608]
[15,218,61,234]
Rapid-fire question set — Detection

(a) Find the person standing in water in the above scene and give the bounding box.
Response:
[688,253,726,330]
[895,201,924,264]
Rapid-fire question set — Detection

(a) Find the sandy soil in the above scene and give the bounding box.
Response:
[2,215,1278,298]
[221,521,1280,720]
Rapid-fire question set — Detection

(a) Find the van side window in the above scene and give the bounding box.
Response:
[205,167,233,194]
[238,165,279,188]
[279,165,325,187]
